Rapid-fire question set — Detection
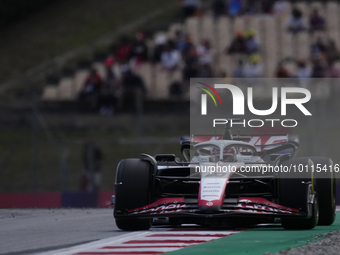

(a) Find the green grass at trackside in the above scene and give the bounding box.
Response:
[0,0,177,84]
[169,212,340,255]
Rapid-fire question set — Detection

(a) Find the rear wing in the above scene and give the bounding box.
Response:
[180,134,299,159]
[191,134,299,151]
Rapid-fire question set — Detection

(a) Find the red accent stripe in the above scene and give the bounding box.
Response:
[101,245,191,249]
[75,252,163,255]
[124,240,207,244]
[146,234,229,237]
[197,82,223,106]
[128,197,185,213]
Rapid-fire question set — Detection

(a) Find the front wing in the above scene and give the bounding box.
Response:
[114,197,307,220]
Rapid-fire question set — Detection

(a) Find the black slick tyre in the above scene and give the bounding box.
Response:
[114,158,152,230]
[278,158,318,230]
[308,157,336,225]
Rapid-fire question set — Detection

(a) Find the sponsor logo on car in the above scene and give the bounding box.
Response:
[130,203,186,215]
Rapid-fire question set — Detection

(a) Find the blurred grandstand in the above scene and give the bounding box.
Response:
[2,0,340,194]
[37,0,340,108]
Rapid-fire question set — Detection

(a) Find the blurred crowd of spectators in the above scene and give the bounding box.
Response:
[77,0,340,114]
[281,4,340,79]
[78,33,148,115]
[181,0,340,79]
[276,37,340,79]
[287,7,325,33]
[182,0,279,18]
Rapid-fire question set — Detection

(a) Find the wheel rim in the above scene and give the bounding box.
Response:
[309,185,319,222]
[315,193,319,223]
[333,178,336,216]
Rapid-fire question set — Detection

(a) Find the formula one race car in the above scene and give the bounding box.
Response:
[113,123,336,230]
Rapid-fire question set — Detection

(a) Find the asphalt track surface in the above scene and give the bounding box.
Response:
[1,208,340,255]
[0,209,119,255]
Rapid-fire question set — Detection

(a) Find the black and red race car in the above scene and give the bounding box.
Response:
[112,125,336,230]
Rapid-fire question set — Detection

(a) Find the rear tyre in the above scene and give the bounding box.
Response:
[278,158,318,230]
[309,157,336,225]
[114,158,152,230]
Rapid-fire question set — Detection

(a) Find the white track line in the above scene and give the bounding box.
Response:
[39,229,241,255]
[41,209,340,255]
[40,231,149,255]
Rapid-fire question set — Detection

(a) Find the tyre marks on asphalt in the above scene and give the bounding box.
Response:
[42,227,243,255]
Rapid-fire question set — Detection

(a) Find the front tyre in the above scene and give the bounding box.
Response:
[279,158,318,230]
[114,158,152,230]
[309,157,336,225]
[281,184,319,230]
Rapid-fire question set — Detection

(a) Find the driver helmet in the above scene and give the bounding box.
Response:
[223,147,236,162]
